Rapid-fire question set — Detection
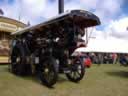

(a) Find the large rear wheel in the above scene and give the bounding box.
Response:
[10,44,27,75]
[66,57,85,82]
[38,57,58,87]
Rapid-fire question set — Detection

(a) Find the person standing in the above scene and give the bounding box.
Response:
[112,53,117,64]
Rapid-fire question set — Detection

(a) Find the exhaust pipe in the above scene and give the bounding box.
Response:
[58,0,64,14]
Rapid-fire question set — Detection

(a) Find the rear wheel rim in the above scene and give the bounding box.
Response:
[42,63,55,83]
[66,58,85,82]
[39,59,58,87]
[69,64,82,79]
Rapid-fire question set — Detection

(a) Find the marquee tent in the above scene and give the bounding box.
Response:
[75,38,128,53]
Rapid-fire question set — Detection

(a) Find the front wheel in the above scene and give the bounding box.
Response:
[66,57,85,82]
[38,57,58,87]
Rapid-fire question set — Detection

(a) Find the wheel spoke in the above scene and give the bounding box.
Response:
[74,72,78,79]
[41,62,56,83]
[76,71,81,78]
[66,58,85,82]
[47,70,51,82]
[70,70,74,77]
[77,65,82,70]
[47,64,53,82]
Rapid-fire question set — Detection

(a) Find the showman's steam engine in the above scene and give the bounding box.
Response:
[10,0,100,87]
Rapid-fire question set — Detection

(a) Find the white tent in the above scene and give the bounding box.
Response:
[75,38,128,53]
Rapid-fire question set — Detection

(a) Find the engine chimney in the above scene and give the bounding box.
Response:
[58,0,64,14]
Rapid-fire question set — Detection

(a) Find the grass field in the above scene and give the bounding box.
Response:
[0,64,128,96]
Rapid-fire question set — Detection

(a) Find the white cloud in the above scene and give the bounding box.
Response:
[21,0,47,16]
[64,1,83,11]
[94,0,123,24]
[85,16,128,42]
[108,17,128,39]
[1,0,20,20]
[81,0,99,9]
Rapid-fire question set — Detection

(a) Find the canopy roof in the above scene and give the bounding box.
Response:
[0,16,26,32]
[12,10,100,36]
[0,16,26,27]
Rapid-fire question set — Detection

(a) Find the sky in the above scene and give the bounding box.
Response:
[0,0,128,51]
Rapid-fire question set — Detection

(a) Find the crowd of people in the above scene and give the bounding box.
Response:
[80,52,128,66]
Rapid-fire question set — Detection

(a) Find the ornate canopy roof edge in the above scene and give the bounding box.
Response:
[0,16,27,28]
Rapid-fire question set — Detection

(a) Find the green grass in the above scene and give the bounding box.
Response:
[0,64,128,96]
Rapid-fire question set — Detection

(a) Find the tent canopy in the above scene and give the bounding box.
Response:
[75,39,128,54]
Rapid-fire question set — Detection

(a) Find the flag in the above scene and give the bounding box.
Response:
[0,9,4,15]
